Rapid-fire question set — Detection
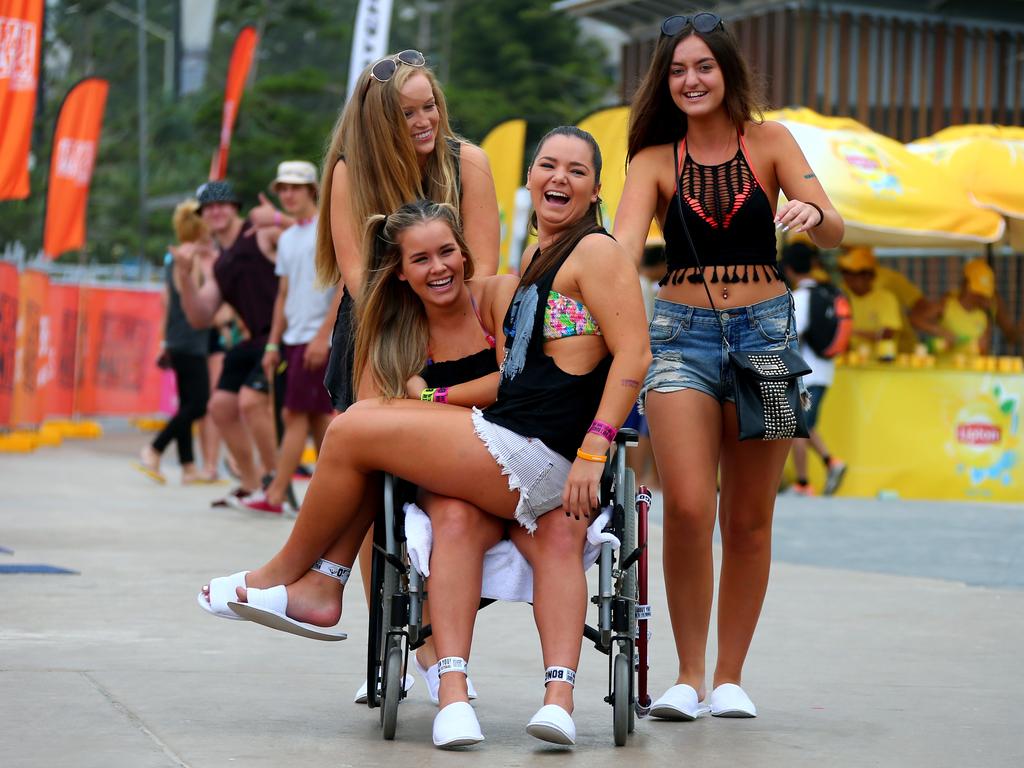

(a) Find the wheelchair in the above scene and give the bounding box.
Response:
[364,428,652,746]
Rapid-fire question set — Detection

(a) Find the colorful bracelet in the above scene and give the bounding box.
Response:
[434,387,448,404]
[264,343,279,352]
[576,448,608,464]
[587,419,618,442]
[420,388,437,402]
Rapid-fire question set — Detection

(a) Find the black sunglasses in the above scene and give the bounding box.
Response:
[660,13,724,37]
[369,49,426,83]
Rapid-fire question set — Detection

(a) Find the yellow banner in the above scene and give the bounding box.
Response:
[811,365,1022,502]
[480,119,526,274]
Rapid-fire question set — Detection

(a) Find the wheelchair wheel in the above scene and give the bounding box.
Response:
[381,642,403,740]
[612,651,630,746]
[621,468,638,733]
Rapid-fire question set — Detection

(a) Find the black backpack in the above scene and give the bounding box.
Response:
[803,282,852,359]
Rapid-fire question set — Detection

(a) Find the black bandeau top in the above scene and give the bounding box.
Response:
[662,135,781,287]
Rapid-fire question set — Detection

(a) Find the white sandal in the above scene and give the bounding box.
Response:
[525,667,577,745]
[432,658,484,748]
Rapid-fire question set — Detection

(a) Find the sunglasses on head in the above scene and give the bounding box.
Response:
[369,49,426,83]
[660,13,724,37]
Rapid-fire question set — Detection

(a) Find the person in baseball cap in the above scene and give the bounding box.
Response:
[926,258,996,356]
[962,258,995,301]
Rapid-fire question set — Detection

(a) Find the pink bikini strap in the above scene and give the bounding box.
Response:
[737,132,767,192]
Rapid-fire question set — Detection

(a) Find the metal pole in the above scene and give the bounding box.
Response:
[137,0,149,262]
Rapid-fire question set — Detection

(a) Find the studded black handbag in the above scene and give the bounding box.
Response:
[671,141,811,441]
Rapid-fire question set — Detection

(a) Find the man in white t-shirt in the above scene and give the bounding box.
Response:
[244,161,341,514]
[782,243,847,497]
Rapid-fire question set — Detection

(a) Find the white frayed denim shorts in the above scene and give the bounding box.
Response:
[471,407,570,533]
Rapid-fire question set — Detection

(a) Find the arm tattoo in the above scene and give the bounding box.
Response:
[621,378,641,388]
[803,172,816,179]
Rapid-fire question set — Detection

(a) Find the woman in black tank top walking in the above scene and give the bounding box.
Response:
[198,127,651,747]
[615,13,844,719]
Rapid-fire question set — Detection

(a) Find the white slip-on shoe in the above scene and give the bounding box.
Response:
[432,701,484,748]
[526,704,576,746]
[197,571,249,620]
[649,683,710,721]
[354,675,413,708]
[709,683,757,718]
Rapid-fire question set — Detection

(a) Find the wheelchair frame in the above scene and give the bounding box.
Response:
[365,428,651,746]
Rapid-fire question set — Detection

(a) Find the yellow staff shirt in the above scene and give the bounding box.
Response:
[938,294,988,356]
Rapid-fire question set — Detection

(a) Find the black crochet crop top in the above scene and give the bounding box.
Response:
[661,135,781,287]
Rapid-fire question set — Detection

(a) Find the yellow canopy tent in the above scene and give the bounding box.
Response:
[907,125,1024,250]
[766,108,1005,248]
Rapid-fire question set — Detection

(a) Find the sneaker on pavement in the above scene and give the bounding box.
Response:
[240,490,290,515]
[211,486,254,508]
[824,459,848,496]
[791,482,815,497]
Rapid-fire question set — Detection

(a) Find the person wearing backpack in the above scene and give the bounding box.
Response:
[782,243,848,496]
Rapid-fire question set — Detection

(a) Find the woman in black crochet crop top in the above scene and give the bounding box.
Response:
[615,13,844,721]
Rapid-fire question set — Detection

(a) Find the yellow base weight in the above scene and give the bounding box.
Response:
[43,419,102,439]
[36,424,63,447]
[301,445,318,465]
[133,417,168,432]
[0,432,40,453]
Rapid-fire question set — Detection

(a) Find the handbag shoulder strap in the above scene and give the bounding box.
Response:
[671,138,796,347]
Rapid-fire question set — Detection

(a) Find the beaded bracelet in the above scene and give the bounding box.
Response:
[420,388,437,402]
[434,387,448,404]
[576,448,608,463]
[587,419,617,442]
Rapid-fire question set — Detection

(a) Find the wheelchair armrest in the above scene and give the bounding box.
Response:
[616,428,639,447]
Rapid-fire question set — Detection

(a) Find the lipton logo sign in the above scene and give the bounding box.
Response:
[957,423,1001,446]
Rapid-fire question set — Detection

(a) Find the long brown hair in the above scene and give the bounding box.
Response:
[522,126,604,286]
[627,18,764,161]
[354,200,475,399]
[315,57,463,287]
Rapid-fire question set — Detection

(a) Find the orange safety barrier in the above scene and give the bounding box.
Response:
[75,285,164,416]
[11,269,47,428]
[42,283,79,418]
[0,261,18,427]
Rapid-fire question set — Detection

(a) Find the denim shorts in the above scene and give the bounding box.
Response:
[471,408,571,534]
[641,292,804,408]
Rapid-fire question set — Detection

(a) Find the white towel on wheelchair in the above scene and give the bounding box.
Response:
[403,502,621,604]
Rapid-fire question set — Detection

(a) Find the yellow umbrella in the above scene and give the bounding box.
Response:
[767,108,1005,247]
[907,125,1024,249]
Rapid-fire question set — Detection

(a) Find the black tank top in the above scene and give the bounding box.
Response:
[662,135,780,287]
[483,227,612,461]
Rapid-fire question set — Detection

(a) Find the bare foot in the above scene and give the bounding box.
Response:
[139,445,161,473]
[234,568,343,627]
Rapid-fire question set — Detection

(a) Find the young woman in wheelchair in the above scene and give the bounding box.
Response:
[198,126,651,748]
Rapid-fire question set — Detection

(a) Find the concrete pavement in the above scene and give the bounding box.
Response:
[1,430,1021,767]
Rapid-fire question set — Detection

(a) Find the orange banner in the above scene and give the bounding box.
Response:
[0,0,44,200]
[211,26,258,181]
[11,269,47,427]
[41,282,79,418]
[43,77,109,259]
[75,286,163,416]
[0,261,18,427]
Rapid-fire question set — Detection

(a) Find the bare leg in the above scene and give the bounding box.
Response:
[264,408,309,506]
[199,352,224,478]
[426,492,506,707]
[510,510,589,713]
[791,437,809,481]
[227,401,518,600]
[208,390,261,491]
[714,403,791,688]
[310,412,332,453]
[238,385,276,477]
[646,389,722,699]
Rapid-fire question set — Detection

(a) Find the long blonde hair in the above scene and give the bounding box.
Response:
[354,200,474,399]
[316,58,463,287]
[171,198,208,292]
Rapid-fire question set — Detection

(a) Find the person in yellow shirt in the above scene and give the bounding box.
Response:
[838,247,903,360]
[925,258,994,356]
